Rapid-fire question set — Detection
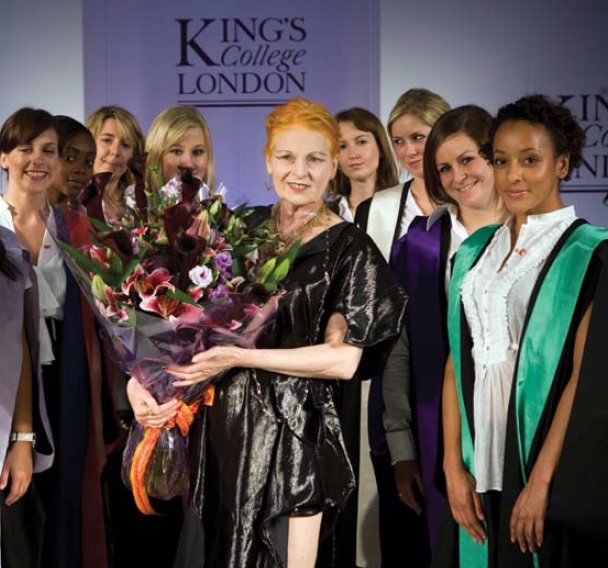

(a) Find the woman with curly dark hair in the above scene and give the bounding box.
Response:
[435,94,608,567]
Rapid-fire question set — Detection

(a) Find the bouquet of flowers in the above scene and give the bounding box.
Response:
[47,162,297,514]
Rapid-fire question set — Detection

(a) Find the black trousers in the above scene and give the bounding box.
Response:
[371,450,431,568]
[0,480,45,568]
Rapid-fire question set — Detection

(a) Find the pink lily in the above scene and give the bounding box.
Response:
[140,293,201,321]
[122,265,175,298]
[90,245,112,271]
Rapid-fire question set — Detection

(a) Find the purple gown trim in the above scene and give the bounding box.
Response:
[390,214,447,549]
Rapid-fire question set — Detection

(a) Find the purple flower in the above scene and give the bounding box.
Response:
[213,251,233,276]
[208,283,229,300]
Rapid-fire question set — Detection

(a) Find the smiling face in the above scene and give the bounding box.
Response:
[338,121,380,185]
[390,113,432,179]
[492,120,567,217]
[161,126,209,184]
[92,117,134,177]
[1,128,59,196]
[54,132,96,199]
[435,133,495,211]
[266,125,338,210]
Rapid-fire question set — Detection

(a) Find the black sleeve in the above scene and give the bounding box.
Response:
[354,197,371,232]
[548,242,608,539]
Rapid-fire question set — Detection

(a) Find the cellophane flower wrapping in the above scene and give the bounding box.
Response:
[46,163,297,514]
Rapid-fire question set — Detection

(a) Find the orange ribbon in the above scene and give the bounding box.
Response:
[130,384,215,515]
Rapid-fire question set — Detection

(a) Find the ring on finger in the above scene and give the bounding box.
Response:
[147,408,154,417]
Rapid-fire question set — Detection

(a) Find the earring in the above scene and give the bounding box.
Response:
[265,174,273,191]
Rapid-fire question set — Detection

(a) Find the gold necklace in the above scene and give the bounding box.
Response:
[267,202,330,256]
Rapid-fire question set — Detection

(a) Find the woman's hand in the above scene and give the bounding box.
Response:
[127,377,179,428]
[169,345,243,386]
[394,460,425,515]
[509,476,549,553]
[445,463,486,544]
[0,441,33,506]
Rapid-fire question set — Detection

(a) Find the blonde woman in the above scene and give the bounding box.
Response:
[85,105,145,223]
[145,105,215,195]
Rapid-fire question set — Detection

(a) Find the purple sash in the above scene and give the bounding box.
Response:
[390,214,447,549]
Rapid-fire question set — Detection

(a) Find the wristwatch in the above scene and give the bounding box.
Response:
[9,432,36,448]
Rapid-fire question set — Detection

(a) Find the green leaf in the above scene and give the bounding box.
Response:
[209,198,221,218]
[109,253,123,274]
[269,257,291,284]
[280,240,301,266]
[256,257,276,283]
[231,245,257,257]
[91,274,109,302]
[89,217,114,233]
[166,288,200,307]
[232,257,246,278]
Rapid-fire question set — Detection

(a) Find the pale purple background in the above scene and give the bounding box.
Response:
[1,0,607,224]
[381,0,608,226]
[82,0,379,208]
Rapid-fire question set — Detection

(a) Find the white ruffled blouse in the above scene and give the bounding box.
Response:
[0,197,66,365]
[460,206,576,492]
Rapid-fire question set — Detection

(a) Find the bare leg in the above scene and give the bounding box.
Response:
[287,513,323,568]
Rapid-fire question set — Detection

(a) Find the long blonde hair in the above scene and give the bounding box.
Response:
[145,105,215,193]
[86,105,145,190]
[387,88,451,137]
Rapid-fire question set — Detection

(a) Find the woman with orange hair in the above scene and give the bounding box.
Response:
[127,97,406,567]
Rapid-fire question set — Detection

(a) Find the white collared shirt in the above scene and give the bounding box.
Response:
[336,195,355,223]
[460,206,576,492]
[401,189,423,237]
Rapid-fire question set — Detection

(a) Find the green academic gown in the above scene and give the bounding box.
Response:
[433,219,608,568]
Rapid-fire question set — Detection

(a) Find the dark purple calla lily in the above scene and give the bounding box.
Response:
[97,228,135,262]
[162,202,195,252]
[174,232,207,291]
[81,171,114,222]
[178,167,202,204]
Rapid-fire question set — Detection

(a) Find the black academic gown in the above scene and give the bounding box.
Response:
[433,225,608,568]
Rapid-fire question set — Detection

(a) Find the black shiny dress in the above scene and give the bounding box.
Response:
[174,221,406,568]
